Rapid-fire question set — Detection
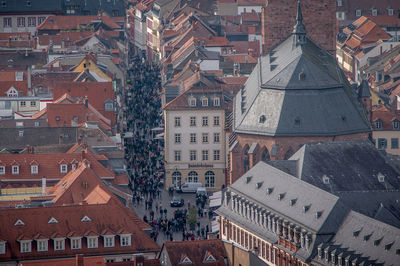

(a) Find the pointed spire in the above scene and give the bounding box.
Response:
[358,75,371,98]
[293,0,307,45]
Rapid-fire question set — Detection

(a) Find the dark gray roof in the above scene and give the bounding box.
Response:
[229,162,347,234]
[0,0,63,13]
[358,79,371,98]
[0,127,77,150]
[0,52,47,67]
[233,33,371,136]
[321,211,400,265]
[289,141,400,192]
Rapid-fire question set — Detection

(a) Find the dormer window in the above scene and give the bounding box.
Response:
[393,120,400,130]
[12,165,19,175]
[259,115,266,123]
[87,236,98,248]
[60,164,67,173]
[375,119,382,129]
[356,8,362,17]
[36,239,48,252]
[0,241,5,254]
[0,166,5,175]
[213,97,220,106]
[31,165,38,174]
[388,7,394,16]
[103,235,115,247]
[371,8,377,16]
[19,240,31,253]
[70,238,82,249]
[120,234,131,246]
[201,97,208,107]
[53,238,65,251]
[337,0,342,7]
[189,97,196,107]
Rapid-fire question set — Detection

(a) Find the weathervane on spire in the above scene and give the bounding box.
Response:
[293,0,307,45]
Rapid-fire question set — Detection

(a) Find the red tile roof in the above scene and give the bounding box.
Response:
[37,31,94,47]
[160,239,228,266]
[0,81,28,96]
[37,15,121,31]
[222,54,258,64]
[0,201,159,262]
[241,11,260,22]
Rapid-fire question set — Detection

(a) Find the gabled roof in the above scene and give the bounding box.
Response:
[160,239,227,266]
[37,15,121,31]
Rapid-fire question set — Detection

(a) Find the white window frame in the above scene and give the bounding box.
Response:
[12,165,19,175]
[60,164,67,173]
[87,237,98,248]
[38,17,45,25]
[190,116,196,126]
[30,101,36,107]
[213,97,220,106]
[175,133,181,143]
[20,240,31,253]
[31,165,38,174]
[174,117,181,127]
[20,101,26,107]
[190,133,196,143]
[189,97,196,107]
[0,166,5,175]
[3,17,11,28]
[202,116,208,126]
[120,234,131,247]
[190,150,197,161]
[201,97,208,106]
[37,239,48,252]
[18,130,23,137]
[213,150,220,161]
[213,116,220,126]
[337,0,342,7]
[356,9,362,17]
[214,133,220,143]
[17,17,25,27]
[70,237,82,250]
[0,241,5,254]
[372,8,377,16]
[174,150,181,161]
[54,238,65,251]
[27,17,36,27]
[202,150,209,161]
[103,235,115,248]
[202,133,209,143]
[388,8,394,16]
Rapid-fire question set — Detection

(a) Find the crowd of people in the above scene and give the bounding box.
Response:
[124,56,164,198]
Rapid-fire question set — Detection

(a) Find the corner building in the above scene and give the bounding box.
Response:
[230,1,371,183]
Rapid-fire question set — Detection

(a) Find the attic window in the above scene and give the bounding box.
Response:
[393,120,400,130]
[294,117,301,127]
[12,165,19,175]
[189,97,196,107]
[60,164,67,174]
[374,238,382,246]
[353,229,361,237]
[356,8,362,17]
[375,119,382,129]
[31,165,38,174]
[26,1,31,6]
[201,97,208,107]
[298,72,306,81]
[341,115,346,122]
[289,198,297,206]
[256,181,263,189]
[388,7,394,16]
[203,252,217,263]
[371,8,377,16]
[315,211,323,219]
[396,248,400,255]
[278,193,285,200]
[14,219,25,226]
[246,176,252,183]
[363,234,371,241]
[48,217,58,224]
[266,187,273,195]
[377,172,385,183]
[303,204,310,213]
[385,242,394,251]
[81,215,91,222]
[213,97,220,107]
[322,175,330,185]
[56,116,60,121]
[259,115,266,123]
[270,65,277,71]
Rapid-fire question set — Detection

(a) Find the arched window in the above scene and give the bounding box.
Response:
[188,171,198,182]
[172,171,182,187]
[261,148,270,162]
[205,171,215,187]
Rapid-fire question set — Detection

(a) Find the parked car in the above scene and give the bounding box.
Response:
[178,182,203,193]
[196,187,207,197]
[170,196,184,207]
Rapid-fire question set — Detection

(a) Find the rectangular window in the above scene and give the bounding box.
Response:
[213,97,220,106]
[202,150,209,161]
[0,242,5,254]
[54,239,65,251]
[372,8,377,16]
[20,101,26,107]
[174,150,181,161]
[202,98,208,106]
[337,0,342,6]
[28,17,36,27]
[392,138,399,149]
[34,121,39,127]
[31,165,38,174]
[393,121,400,130]
[202,116,208,126]
[214,133,220,143]
[388,8,394,16]
[174,117,181,127]
[213,116,220,126]
[12,165,19,174]
[190,116,196,126]
[87,237,98,248]
[175,133,181,143]
[104,236,115,247]
[0,166,4,175]
[17,17,25,27]
[3,17,11,28]
[20,241,31,253]
[38,17,46,25]
[120,235,131,246]
[16,122,23,127]
[190,133,197,143]
[213,150,220,161]
[202,133,209,143]
[356,9,362,17]
[60,164,67,173]
[30,101,36,107]
[378,138,387,149]
[189,98,196,106]
[37,240,48,252]
[71,238,81,249]
[190,150,197,161]
[18,130,23,137]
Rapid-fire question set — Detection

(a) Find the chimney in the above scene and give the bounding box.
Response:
[61,38,65,49]
[26,145,30,154]
[42,177,46,194]
[75,254,84,266]
[84,96,88,107]
[380,46,383,55]
[27,66,32,90]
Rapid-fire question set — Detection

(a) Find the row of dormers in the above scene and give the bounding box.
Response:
[0,160,88,175]
[187,95,221,107]
[0,234,132,255]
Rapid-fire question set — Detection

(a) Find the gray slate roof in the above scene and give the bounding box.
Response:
[0,0,63,13]
[233,33,371,136]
